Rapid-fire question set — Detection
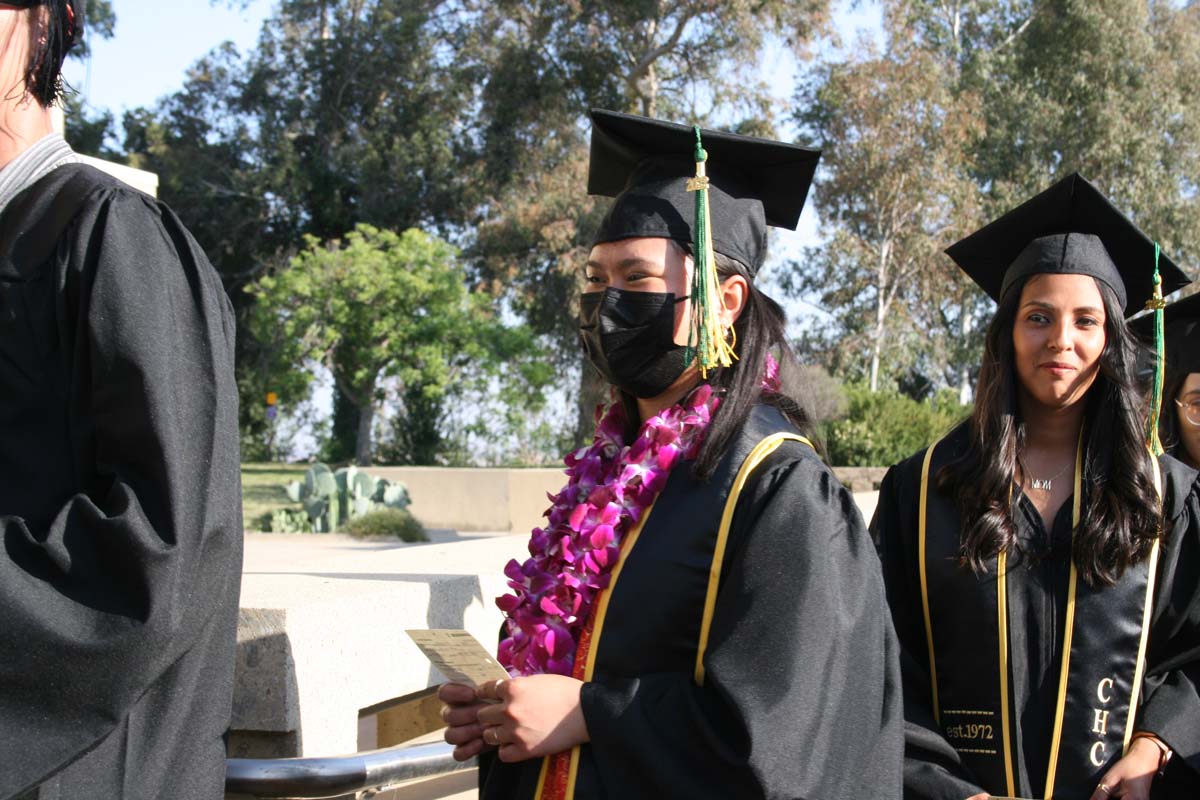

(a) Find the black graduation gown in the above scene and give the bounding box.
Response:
[872,422,1200,800]
[0,164,243,800]
[480,404,904,799]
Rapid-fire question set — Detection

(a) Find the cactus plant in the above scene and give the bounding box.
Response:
[378,481,410,509]
[286,463,412,532]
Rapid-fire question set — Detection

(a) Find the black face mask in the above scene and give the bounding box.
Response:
[578,288,690,398]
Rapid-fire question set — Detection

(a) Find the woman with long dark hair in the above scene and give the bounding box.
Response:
[872,174,1200,800]
[440,110,903,799]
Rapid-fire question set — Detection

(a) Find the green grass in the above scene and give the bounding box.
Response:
[242,463,308,530]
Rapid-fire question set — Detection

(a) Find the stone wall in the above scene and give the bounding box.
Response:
[370,466,890,534]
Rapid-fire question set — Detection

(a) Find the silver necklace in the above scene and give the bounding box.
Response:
[1027,459,1073,492]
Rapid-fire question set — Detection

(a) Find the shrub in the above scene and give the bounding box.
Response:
[256,507,313,533]
[792,363,849,424]
[341,508,428,542]
[826,384,968,467]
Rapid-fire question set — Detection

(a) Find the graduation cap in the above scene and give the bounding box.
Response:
[1133,291,1200,378]
[588,108,820,374]
[1163,293,1200,376]
[945,173,1191,318]
[948,172,1196,452]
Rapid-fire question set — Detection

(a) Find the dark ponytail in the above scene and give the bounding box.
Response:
[16,1,81,108]
[690,252,822,480]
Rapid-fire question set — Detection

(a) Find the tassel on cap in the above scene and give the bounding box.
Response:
[1146,242,1167,456]
[685,126,737,377]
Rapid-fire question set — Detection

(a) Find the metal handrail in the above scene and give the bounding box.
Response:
[225,740,475,799]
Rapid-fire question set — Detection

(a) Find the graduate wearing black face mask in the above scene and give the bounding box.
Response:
[438,110,905,800]
[577,287,690,398]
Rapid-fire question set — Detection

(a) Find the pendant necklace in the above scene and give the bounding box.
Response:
[1027,459,1073,492]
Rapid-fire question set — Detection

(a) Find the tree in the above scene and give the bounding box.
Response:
[62,0,118,153]
[881,0,1025,402]
[976,0,1200,268]
[792,33,982,391]
[120,1,483,459]
[247,225,548,465]
[78,0,115,54]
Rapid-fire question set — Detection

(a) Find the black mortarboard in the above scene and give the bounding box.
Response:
[945,173,1191,318]
[587,109,820,277]
[1133,291,1200,376]
[1163,293,1200,375]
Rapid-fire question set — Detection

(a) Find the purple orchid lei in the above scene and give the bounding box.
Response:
[496,355,781,677]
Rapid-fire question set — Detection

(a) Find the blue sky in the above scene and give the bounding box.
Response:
[62,0,274,115]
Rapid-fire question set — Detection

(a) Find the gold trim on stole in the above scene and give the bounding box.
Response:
[549,431,813,798]
[694,432,813,685]
[921,441,1015,791]
[918,445,940,727]
[997,550,1016,797]
[1123,456,1163,753]
[1043,434,1085,800]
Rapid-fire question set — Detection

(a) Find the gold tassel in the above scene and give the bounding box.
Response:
[1146,242,1167,457]
[685,126,737,377]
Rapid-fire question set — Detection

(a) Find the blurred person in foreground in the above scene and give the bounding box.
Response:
[0,3,243,798]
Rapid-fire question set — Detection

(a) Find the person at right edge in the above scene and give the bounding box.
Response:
[440,110,904,798]
[1134,292,1200,470]
[0,2,243,798]
[872,174,1200,800]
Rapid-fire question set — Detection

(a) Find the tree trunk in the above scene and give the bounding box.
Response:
[957,303,973,405]
[870,239,892,393]
[869,335,882,393]
[355,400,375,466]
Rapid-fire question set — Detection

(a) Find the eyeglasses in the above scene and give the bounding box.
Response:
[1177,398,1200,427]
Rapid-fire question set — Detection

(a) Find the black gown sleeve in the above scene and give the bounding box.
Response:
[580,448,904,798]
[871,461,986,800]
[0,189,243,797]
[1139,465,1200,787]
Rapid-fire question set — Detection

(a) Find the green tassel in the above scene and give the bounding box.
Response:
[1147,242,1167,457]
[685,126,736,377]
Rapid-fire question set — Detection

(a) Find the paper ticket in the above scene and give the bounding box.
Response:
[406,629,511,688]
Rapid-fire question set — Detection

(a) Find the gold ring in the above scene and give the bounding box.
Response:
[1098,784,1111,796]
